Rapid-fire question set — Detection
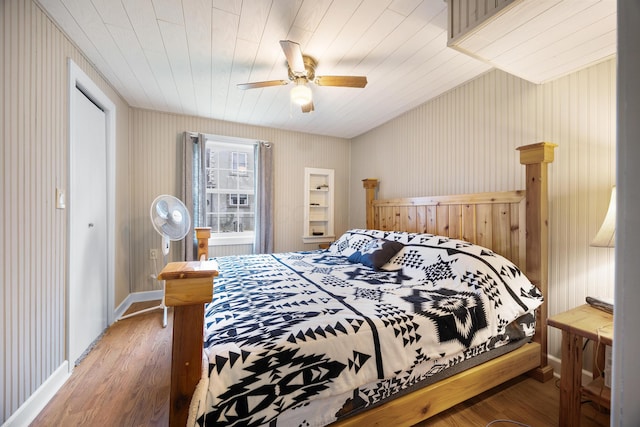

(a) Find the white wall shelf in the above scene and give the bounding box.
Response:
[303,167,334,244]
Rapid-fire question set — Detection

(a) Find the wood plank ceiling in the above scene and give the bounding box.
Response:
[35,0,616,139]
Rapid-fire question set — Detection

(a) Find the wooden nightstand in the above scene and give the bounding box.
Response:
[548,304,613,427]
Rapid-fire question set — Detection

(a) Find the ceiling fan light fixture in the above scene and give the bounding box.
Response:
[291,83,312,105]
[238,40,367,113]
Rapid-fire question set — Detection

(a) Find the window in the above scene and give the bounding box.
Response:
[230,151,248,176]
[204,137,257,245]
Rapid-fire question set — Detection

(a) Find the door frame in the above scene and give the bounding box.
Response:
[67,59,116,370]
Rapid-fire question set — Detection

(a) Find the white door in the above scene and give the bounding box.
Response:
[69,86,108,365]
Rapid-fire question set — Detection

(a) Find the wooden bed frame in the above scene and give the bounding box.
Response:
[161,142,557,426]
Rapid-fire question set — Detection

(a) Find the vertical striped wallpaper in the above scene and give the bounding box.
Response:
[2,0,617,422]
[128,109,351,293]
[350,59,617,365]
[1,0,131,422]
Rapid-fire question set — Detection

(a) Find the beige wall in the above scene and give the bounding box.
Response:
[128,109,350,293]
[2,0,618,422]
[1,0,131,422]
[350,59,617,367]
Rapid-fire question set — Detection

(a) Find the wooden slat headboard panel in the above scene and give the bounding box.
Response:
[371,191,526,269]
[363,143,557,382]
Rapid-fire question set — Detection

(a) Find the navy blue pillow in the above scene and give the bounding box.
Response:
[348,238,404,270]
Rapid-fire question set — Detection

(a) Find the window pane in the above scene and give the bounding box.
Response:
[213,214,236,233]
[206,150,218,189]
[220,173,239,190]
[205,193,218,212]
[206,214,219,232]
[238,214,254,232]
[204,136,257,245]
[238,172,254,191]
[218,150,231,169]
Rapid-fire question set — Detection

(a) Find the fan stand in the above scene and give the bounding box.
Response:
[116,238,169,328]
[120,194,190,328]
[116,284,168,327]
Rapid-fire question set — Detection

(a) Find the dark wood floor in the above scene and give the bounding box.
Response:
[32,301,610,426]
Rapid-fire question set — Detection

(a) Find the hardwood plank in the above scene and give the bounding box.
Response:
[372,191,525,207]
[31,301,171,426]
[421,376,609,427]
[448,204,462,239]
[31,302,609,427]
[379,206,396,231]
[400,205,417,233]
[492,202,510,258]
[475,203,492,249]
[436,205,449,236]
[426,205,437,234]
[416,205,428,233]
[461,204,476,243]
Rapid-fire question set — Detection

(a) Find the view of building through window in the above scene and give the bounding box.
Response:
[205,138,256,245]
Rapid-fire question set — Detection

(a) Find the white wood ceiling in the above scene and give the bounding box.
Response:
[449,0,617,84]
[35,0,616,138]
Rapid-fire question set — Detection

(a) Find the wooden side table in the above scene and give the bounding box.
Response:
[548,304,613,426]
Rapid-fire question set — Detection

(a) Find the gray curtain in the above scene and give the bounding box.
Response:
[254,141,274,254]
[180,132,206,261]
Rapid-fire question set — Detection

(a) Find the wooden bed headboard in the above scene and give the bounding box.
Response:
[363,189,527,270]
[363,142,557,381]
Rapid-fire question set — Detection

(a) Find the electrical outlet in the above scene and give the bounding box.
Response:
[149,249,158,260]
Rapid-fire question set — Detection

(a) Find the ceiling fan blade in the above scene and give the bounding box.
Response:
[301,101,314,113]
[237,80,288,90]
[315,75,368,88]
[279,40,306,75]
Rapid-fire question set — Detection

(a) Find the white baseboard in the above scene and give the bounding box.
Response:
[547,353,596,385]
[2,362,70,427]
[113,290,164,321]
[3,292,164,427]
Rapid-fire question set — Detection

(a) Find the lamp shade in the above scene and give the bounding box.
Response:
[591,186,616,247]
[290,83,312,105]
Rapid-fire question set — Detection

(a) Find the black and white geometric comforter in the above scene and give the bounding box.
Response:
[193,229,543,427]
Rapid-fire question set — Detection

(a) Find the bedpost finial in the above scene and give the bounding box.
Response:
[517,142,558,165]
[362,178,379,189]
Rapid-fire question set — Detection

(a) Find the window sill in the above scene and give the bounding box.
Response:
[208,232,254,246]
[302,235,335,244]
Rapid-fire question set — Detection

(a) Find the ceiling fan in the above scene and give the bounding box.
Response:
[237,40,368,113]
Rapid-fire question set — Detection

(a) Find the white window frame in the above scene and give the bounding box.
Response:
[204,135,257,246]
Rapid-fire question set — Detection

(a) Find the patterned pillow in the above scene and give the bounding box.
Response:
[347,238,404,270]
[350,228,424,244]
[328,230,375,257]
[328,229,424,257]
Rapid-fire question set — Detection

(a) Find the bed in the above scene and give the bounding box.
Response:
[161,142,557,426]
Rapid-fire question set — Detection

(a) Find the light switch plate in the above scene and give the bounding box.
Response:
[56,188,66,209]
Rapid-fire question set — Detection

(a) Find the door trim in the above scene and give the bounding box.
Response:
[67,59,116,370]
